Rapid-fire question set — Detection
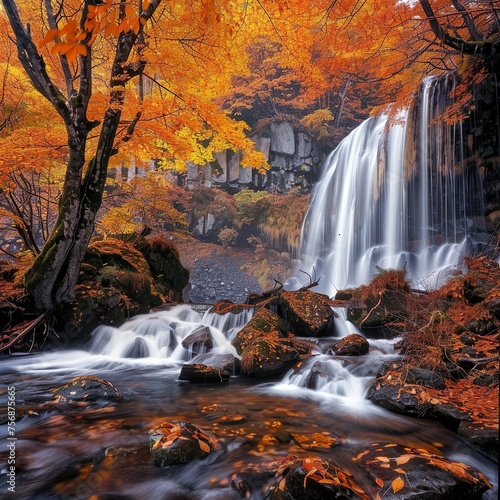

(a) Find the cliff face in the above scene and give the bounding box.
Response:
[182,121,325,194]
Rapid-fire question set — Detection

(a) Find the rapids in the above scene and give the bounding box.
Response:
[0,305,497,499]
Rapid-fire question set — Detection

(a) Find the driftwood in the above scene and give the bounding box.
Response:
[246,269,321,305]
[0,312,49,353]
[246,280,284,305]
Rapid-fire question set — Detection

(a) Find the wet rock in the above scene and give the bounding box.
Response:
[367,379,470,430]
[53,376,122,404]
[290,431,344,451]
[181,326,214,356]
[149,420,218,466]
[279,289,335,337]
[405,367,446,389]
[270,454,367,499]
[458,421,499,461]
[190,352,240,376]
[354,442,492,499]
[330,334,369,356]
[123,337,149,358]
[178,363,230,383]
[232,307,313,378]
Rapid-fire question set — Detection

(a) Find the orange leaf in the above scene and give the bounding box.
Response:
[391,476,404,494]
[42,28,60,46]
[395,455,412,465]
[375,477,384,488]
[198,439,211,453]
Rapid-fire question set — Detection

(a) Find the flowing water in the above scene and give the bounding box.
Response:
[1,306,497,499]
[292,75,486,295]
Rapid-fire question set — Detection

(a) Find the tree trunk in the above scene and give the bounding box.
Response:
[2,0,163,310]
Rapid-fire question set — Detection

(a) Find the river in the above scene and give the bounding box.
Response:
[1,305,497,499]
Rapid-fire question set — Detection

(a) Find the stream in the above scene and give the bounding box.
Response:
[1,305,497,499]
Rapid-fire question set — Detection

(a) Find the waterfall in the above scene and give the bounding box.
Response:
[293,75,485,295]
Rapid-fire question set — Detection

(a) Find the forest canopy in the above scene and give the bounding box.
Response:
[0,0,499,310]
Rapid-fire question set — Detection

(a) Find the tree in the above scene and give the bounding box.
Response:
[418,0,500,62]
[1,0,268,311]
[1,0,166,309]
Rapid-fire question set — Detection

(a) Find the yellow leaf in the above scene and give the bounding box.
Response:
[392,476,404,494]
[395,455,412,465]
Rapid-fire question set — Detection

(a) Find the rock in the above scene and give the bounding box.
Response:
[354,442,492,499]
[405,366,446,389]
[232,308,294,354]
[280,289,335,337]
[347,269,410,328]
[149,420,218,466]
[190,352,240,376]
[232,307,313,378]
[367,379,470,429]
[136,236,190,303]
[53,376,122,404]
[270,121,295,156]
[178,363,230,383]
[181,326,214,356]
[330,333,369,356]
[458,421,499,461]
[270,454,367,499]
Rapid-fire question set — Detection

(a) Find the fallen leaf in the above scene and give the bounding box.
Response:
[392,476,404,493]
[198,439,211,453]
[375,477,384,488]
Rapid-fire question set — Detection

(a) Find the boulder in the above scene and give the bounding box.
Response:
[149,420,218,466]
[270,454,367,499]
[405,366,446,389]
[232,308,313,378]
[232,308,293,354]
[51,236,190,343]
[53,376,122,404]
[181,326,214,356]
[354,442,492,499]
[279,289,335,337]
[330,333,369,356]
[347,269,410,328]
[135,236,190,303]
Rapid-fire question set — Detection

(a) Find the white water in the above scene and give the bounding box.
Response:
[88,304,252,362]
[293,75,484,295]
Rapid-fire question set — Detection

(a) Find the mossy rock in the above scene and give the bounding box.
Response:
[232,308,293,355]
[331,333,369,356]
[348,269,411,328]
[240,336,302,378]
[280,289,335,336]
[137,236,190,302]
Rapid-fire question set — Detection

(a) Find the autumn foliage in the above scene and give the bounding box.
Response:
[0,0,498,310]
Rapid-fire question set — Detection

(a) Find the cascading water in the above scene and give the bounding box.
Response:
[88,304,253,362]
[294,75,485,296]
